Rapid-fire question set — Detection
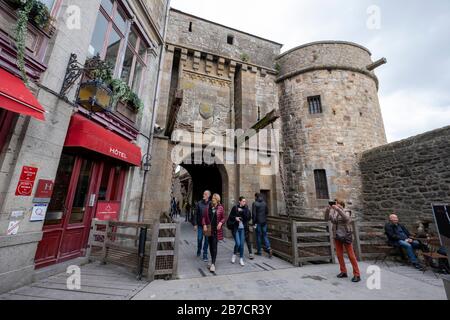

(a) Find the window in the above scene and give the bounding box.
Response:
[314,170,330,200]
[308,96,323,114]
[0,109,16,153]
[189,22,193,32]
[120,28,148,92]
[88,0,149,95]
[227,35,234,45]
[88,0,129,71]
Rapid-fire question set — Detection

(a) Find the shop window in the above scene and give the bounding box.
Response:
[308,96,323,114]
[314,169,330,200]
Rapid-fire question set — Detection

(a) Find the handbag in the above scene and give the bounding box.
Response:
[205,207,217,237]
[335,217,353,244]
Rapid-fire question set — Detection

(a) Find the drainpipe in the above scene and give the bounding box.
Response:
[137,0,171,223]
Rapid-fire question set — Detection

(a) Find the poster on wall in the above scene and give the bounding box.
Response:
[7,221,20,235]
[15,166,38,197]
[30,204,49,222]
[431,204,450,249]
[96,201,121,221]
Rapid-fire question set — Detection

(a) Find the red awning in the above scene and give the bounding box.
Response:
[64,114,142,166]
[0,68,46,121]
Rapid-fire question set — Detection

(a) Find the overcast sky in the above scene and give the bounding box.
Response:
[170,0,450,142]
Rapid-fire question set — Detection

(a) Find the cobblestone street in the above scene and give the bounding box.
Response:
[1,220,446,300]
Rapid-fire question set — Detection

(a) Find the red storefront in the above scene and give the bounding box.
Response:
[34,113,142,268]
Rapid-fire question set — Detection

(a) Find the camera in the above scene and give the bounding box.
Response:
[328,201,336,206]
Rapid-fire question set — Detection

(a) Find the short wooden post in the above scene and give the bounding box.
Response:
[101,220,110,265]
[172,222,181,279]
[148,221,160,281]
[353,220,362,261]
[291,220,299,267]
[86,219,96,261]
[328,221,336,264]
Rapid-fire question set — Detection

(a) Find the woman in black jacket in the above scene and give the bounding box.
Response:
[228,197,251,266]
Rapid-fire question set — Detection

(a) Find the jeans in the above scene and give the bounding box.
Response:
[398,240,421,264]
[208,235,218,265]
[256,224,271,254]
[234,228,245,258]
[197,227,209,259]
[233,228,253,256]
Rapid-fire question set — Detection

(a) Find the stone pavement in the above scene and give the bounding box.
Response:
[133,261,447,300]
[0,219,447,300]
[176,218,293,279]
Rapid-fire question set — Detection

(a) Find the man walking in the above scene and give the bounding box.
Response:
[252,193,273,258]
[195,191,211,261]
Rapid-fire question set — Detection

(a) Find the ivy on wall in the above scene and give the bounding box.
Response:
[6,0,52,83]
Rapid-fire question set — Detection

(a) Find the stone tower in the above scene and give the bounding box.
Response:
[276,41,387,218]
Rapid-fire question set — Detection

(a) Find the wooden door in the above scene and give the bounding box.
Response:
[35,155,99,268]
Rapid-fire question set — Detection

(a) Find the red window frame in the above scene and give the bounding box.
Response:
[91,0,149,97]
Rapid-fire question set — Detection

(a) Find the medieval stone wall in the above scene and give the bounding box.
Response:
[360,126,450,227]
[167,9,282,69]
[277,42,387,218]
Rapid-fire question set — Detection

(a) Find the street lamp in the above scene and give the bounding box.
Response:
[77,79,112,113]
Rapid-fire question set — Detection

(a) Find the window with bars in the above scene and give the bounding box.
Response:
[308,96,323,114]
[314,169,330,200]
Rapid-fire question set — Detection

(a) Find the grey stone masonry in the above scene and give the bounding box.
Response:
[360,126,450,227]
[167,9,282,69]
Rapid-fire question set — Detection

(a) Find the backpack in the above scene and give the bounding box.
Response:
[226,206,238,231]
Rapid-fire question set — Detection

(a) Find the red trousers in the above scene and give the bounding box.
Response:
[335,240,361,277]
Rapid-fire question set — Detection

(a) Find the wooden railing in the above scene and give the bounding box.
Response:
[352,220,391,261]
[88,219,180,281]
[252,216,335,267]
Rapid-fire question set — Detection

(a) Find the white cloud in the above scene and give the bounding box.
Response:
[380,90,450,142]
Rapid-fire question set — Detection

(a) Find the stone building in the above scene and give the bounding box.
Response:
[144,10,388,222]
[0,0,170,293]
[3,2,443,296]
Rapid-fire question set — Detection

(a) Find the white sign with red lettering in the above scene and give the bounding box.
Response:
[7,221,20,235]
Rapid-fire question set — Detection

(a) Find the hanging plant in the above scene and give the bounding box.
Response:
[9,0,52,83]
[84,57,145,114]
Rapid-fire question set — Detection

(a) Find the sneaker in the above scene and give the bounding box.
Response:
[337,273,348,278]
[249,253,255,260]
[203,257,209,262]
[231,255,237,264]
[240,258,245,266]
[210,264,216,273]
[268,249,273,259]
[351,276,361,283]
[413,263,424,271]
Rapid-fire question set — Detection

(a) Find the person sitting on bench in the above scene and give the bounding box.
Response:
[385,214,424,270]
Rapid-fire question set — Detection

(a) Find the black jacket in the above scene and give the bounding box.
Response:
[252,197,269,225]
[385,223,411,246]
[229,205,251,231]
[195,200,210,226]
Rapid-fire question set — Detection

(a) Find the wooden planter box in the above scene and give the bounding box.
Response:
[116,100,138,123]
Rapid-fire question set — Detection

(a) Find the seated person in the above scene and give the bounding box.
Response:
[385,214,424,270]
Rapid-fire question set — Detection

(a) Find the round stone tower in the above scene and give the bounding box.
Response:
[276,41,387,218]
